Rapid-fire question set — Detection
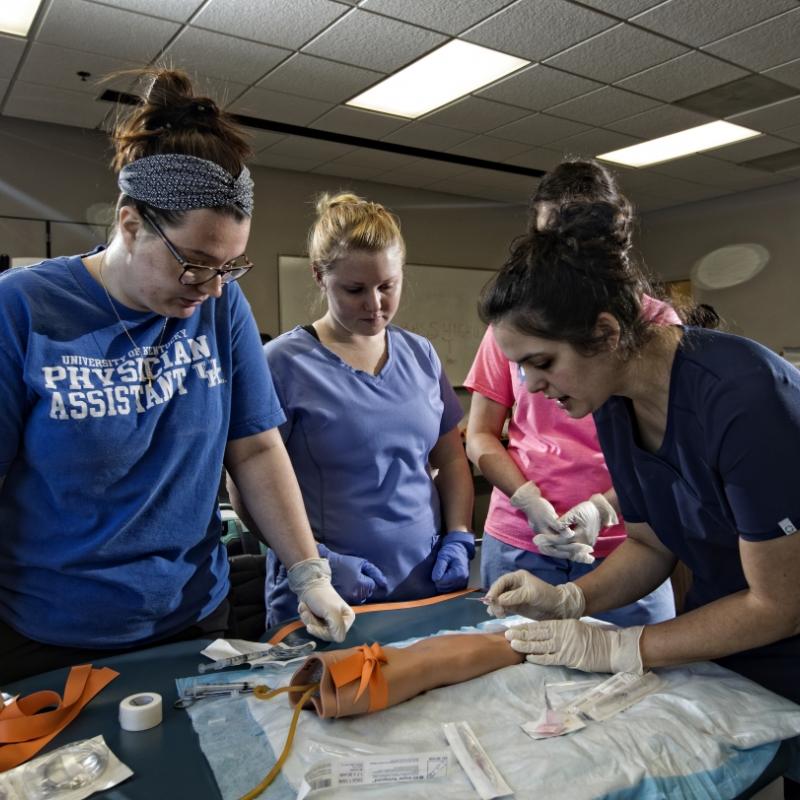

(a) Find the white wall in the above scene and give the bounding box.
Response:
[637,179,800,352]
[0,115,528,336]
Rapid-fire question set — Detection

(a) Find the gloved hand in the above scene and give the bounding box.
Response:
[510,481,567,537]
[317,543,388,605]
[287,557,356,642]
[484,570,585,620]
[431,531,475,592]
[534,493,618,564]
[506,619,644,674]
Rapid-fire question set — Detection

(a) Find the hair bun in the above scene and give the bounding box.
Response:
[316,192,363,216]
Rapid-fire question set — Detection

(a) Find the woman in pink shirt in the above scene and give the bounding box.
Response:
[465,160,676,626]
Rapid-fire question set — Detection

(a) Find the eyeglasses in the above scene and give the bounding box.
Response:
[141,210,253,286]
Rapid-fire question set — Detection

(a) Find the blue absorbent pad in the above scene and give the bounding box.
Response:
[178,618,800,800]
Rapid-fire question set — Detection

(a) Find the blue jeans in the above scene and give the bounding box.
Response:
[480,533,675,626]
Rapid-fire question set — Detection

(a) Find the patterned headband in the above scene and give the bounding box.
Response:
[118,153,254,216]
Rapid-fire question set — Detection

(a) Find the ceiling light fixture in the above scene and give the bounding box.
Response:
[598,121,762,168]
[346,40,529,119]
[0,0,42,36]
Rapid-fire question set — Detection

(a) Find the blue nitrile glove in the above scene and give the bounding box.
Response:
[317,543,388,605]
[431,531,475,592]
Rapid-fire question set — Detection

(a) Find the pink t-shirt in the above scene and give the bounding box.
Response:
[464,296,680,558]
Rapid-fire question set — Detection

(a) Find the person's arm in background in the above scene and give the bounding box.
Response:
[465,392,522,497]
[431,426,474,534]
[225,430,354,641]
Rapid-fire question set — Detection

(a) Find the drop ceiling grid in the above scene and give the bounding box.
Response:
[0,0,798,210]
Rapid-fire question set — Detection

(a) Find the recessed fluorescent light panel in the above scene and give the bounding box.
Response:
[0,0,42,36]
[347,40,529,119]
[598,121,762,168]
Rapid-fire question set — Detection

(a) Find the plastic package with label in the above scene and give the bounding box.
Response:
[296,751,451,799]
[0,735,132,800]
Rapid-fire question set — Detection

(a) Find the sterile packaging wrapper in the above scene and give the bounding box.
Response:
[289,632,524,718]
[0,735,132,800]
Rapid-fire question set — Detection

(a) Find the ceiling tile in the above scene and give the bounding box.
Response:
[462,0,616,61]
[4,81,110,129]
[228,86,332,125]
[189,75,249,107]
[309,160,391,180]
[615,51,748,102]
[608,104,713,138]
[545,23,688,83]
[192,0,348,49]
[546,86,660,125]
[446,135,532,160]
[707,134,800,163]
[502,146,564,171]
[777,123,800,143]
[0,35,26,80]
[629,173,734,202]
[361,0,515,36]
[85,0,205,22]
[163,28,291,85]
[491,113,590,146]
[16,43,138,96]
[302,9,446,72]
[36,0,179,61]
[251,150,326,170]
[321,148,419,171]
[310,106,407,138]
[729,96,800,134]
[264,134,355,161]
[423,96,529,134]
[651,154,774,187]
[382,121,474,150]
[0,80,10,103]
[257,54,382,104]
[703,9,800,71]
[243,129,285,152]
[477,64,602,113]
[378,158,470,182]
[631,0,796,47]
[763,58,800,91]
[556,127,643,158]
[424,176,528,204]
[575,0,665,17]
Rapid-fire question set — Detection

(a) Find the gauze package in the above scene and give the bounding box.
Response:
[0,735,132,800]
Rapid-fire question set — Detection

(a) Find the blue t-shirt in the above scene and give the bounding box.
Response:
[264,325,463,622]
[0,251,284,647]
[594,327,800,699]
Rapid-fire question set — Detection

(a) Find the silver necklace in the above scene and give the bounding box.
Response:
[98,251,168,389]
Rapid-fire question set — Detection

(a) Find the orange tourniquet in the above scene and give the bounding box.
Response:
[289,632,523,719]
[0,664,118,771]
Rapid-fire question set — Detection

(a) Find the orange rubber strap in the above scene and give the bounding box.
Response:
[329,642,389,712]
[267,587,479,645]
[0,664,118,772]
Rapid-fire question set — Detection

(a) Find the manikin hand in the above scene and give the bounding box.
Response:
[506,619,644,674]
[287,557,356,642]
[484,570,585,621]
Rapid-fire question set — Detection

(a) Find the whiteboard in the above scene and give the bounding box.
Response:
[278,256,496,386]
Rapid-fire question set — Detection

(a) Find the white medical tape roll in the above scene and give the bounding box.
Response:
[119,692,163,731]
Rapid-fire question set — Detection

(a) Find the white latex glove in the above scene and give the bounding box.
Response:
[506,619,644,675]
[287,557,355,642]
[533,493,619,564]
[510,481,568,536]
[484,570,585,620]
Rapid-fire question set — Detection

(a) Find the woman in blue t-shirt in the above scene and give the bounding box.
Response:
[230,193,475,625]
[0,68,353,684]
[479,197,800,705]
